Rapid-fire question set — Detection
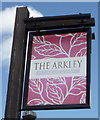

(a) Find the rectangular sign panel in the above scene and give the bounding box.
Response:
[23,28,91,110]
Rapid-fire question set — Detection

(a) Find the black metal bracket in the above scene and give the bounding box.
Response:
[92,33,95,40]
[24,13,95,33]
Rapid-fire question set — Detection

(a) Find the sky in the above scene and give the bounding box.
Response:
[1,2,98,119]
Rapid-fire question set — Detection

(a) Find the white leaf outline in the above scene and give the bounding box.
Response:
[73,77,86,89]
[34,44,66,57]
[75,47,87,57]
[27,98,53,105]
[33,32,87,58]
[80,93,86,104]
[59,36,69,57]
[29,79,43,94]
[47,77,66,85]
[33,35,51,44]
[73,76,86,81]
[62,77,86,97]
[69,91,86,96]
[47,77,69,103]
[55,33,75,57]
[69,79,86,95]
[27,99,44,105]
[33,34,73,57]
[68,32,87,57]
[29,79,54,105]
[55,33,74,37]
[70,33,87,46]
[46,83,64,104]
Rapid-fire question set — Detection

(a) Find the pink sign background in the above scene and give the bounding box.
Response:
[27,32,87,106]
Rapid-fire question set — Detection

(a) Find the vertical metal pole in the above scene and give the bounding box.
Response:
[5,7,29,119]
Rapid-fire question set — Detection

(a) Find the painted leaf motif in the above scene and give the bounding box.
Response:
[55,33,73,37]
[33,36,51,44]
[33,36,42,44]
[75,47,87,57]
[70,33,87,47]
[34,44,62,56]
[27,99,44,105]
[29,79,43,94]
[46,83,64,104]
[70,84,86,95]
[33,36,44,44]
[47,77,66,85]
[73,77,86,86]
[80,93,86,103]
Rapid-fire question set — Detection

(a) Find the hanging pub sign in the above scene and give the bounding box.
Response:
[5,8,95,119]
[23,28,91,110]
